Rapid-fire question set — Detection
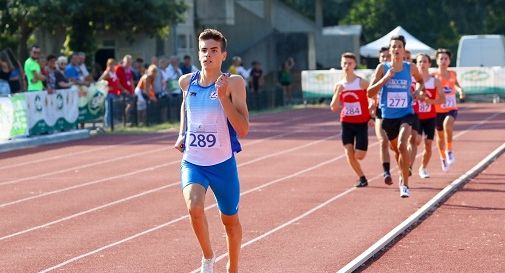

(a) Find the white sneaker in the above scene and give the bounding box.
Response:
[418,167,430,179]
[441,158,449,172]
[200,256,215,273]
[446,151,455,165]
[400,185,410,198]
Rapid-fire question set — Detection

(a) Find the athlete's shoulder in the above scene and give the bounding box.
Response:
[179,72,194,91]
[228,74,246,87]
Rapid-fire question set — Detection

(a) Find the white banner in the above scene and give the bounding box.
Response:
[0,97,14,140]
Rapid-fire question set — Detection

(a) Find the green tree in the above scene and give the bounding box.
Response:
[0,0,187,63]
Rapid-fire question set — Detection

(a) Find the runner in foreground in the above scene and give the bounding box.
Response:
[330,52,374,187]
[174,29,249,273]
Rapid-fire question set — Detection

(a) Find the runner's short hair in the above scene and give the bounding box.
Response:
[436,48,452,59]
[379,46,389,53]
[199,29,227,51]
[341,52,356,61]
[390,35,406,47]
[416,53,432,63]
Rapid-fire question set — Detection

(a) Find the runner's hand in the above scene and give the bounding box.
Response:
[174,135,185,153]
[215,73,230,99]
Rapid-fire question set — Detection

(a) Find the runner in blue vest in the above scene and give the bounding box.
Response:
[367,35,425,198]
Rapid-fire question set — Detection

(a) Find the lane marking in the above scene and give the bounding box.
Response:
[36,109,503,272]
[336,110,505,273]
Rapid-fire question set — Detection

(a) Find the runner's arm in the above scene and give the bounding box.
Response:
[411,64,425,99]
[174,74,191,152]
[367,64,390,98]
[431,78,446,105]
[220,74,249,137]
[330,84,342,112]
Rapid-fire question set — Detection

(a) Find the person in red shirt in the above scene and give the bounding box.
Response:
[413,54,445,178]
[115,55,135,124]
[330,52,374,187]
[100,58,124,128]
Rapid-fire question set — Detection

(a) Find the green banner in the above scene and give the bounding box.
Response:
[9,94,28,138]
[78,81,107,122]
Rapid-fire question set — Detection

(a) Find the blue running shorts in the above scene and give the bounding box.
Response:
[181,156,240,216]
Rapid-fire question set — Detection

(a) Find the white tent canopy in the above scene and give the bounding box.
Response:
[360,26,436,58]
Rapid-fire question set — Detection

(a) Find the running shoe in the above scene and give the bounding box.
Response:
[418,167,430,179]
[200,256,215,273]
[355,178,368,188]
[441,158,449,172]
[384,172,393,185]
[446,151,455,165]
[400,185,410,198]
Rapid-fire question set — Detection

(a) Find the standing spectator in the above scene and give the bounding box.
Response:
[134,64,158,125]
[45,55,57,93]
[150,56,164,96]
[179,54,198,75]
[24,45,46,91]
[132,57,144,85]
[55,56,72,89]
[65,53,87,85]
[100,58,123,128]
[6,48,25,93]
[0,51,12,96]
[78,52,92,83]
[279,57,295,103]
[164,55,183,95]
[115,55,135,124]
[248,61,263,94]
[228,56,249,80]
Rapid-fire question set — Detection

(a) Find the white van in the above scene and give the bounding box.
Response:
[456,35,505,67]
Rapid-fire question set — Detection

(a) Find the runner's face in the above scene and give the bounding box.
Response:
[416,55,430,71]
[389,40,405,61]
[437,53,450,68]
[379,51,390,63]
[199,39,226,70]
[341,57,355,72]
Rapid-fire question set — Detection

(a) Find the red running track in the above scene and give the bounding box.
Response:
[0,103,504,273]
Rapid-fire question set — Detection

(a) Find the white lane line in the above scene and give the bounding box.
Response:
[336,110,505,273]
[0,134,337,238]
[35,109,503,273]
[36,140,357,273]
[0,146,171,186]
[189,110,505,273]
[0,128,335,208]
[0,134,172,171]
[0,112,331,186]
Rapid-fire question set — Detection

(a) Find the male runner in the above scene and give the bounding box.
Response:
[174,29,249,273]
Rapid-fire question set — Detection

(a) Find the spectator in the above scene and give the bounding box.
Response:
[228,56,249,80]
[150,56,164,96]
[179,54,198,75]
[0,51,12,96]
[248,61,264,94]
[164,55,182,95]
[77,52,92,82]
[115,55,135,124]
[65,53,87,85]
[24,45,46,91]
[6,48,25,93]
[45,55,58,93]
[134,64,158,125]
[279,57,295,103]
[55,56,72,89]
[100,58,123,128]
[132,57,144,85]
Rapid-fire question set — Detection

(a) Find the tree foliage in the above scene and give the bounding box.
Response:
[341,0,505,56]
[0,0,187,62]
